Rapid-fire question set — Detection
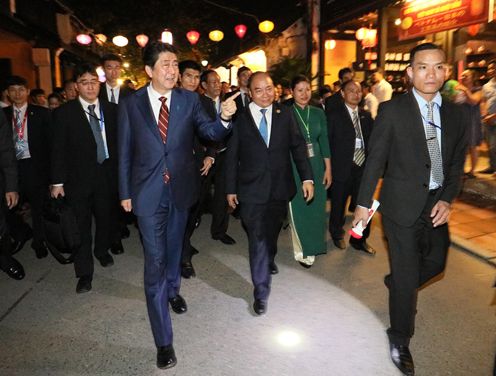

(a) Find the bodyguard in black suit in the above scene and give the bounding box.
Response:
[324,67,354,113]
[224,66,252,120]
[51,64,119,293]
[0,110,22,280]
[327,80,375,254]
[353,44,467,376]
[98,53,134,105]
[226,72,313,315]
[4,75,51,258]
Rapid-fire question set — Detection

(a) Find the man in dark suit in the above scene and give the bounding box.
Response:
[0,110,22,280]
[353,43,467,376]
[99,53,134,251]
[118,42,238,370]
[199,69,235,246]
[99,53,134,104]
[327,80,375,254]
[51,64,119,293]
[225,66,252,120]
[226,72,314,316]
[324,67,354,113]
[4,75,51,258]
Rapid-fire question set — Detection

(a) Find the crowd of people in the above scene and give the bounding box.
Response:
[0,40,493,375]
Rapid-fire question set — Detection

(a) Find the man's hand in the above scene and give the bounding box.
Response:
[302,181,314,203]
[431,200,450,227]
[352,206,370,229]
[5,192,18,209]
[50,186,65,198]
[227,194,238,209]
[220,91,241,120]
[200,157,214,176]
[121,199,132,212]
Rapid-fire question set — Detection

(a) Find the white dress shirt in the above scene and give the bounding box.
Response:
[105,83,120,103]
[372,79,393,103]
[364,92,379,119]
[78,96,109,159]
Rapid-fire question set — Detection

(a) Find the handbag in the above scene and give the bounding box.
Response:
[42,197,80,264]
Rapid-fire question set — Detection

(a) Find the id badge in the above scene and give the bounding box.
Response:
[355,138,363,149]
[306,142,315,158]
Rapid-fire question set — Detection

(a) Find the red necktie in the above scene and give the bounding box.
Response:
[158,96,170,183]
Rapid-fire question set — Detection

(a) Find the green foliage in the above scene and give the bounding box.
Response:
[269,57,310,88]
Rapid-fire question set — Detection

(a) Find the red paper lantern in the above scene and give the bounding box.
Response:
[234,24,247,39]
[135,34,149,48]
[76,34,92,45]
[186,30,200,45]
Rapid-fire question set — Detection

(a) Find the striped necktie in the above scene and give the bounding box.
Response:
[158,96,170,183]
[352,111,365,166]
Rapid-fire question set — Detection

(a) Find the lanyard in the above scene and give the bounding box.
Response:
[84,107,106,131]
[12,109,28,140]
[293,105,311,141]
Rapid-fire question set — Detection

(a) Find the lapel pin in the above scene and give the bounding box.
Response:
[276,109,281,114]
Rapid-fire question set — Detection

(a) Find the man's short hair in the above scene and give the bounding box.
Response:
[143,41,177,68]
[374,67,385,75]
[30,88,45,97]
[247,71,270,89]
[179,60,201,75]
[409,43,445,65]
[73,63,98,82]
[237,66,252,78]
[341,79,360,92]
[200,69,217,84]
[360,80,372,90]
[338,67,353,82]
[318,85,332,97]
[5,75,28,88]
[101,53,122,65]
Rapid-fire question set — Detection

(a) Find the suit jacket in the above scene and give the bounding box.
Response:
[225,89,249,121]
[4,104,51,185]
[225,103,313,204]
[98,83,134,104]
[0,110,17,194]
[357,91,468,227]
[324,92,343,113]
[326,103,373,182]
[198,94,225,155]
[51,99,118,197]
[118,85,230,215]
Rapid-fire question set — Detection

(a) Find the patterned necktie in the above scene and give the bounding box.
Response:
[352,111,366,166]
[158,96,170,183]
[87,104,106,164]
[259,108,269,146]
[110,88,116,103]
[14,109,21,134]
[426,102,443,186]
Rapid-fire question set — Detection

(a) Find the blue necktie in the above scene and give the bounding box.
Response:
[259,108,268,146]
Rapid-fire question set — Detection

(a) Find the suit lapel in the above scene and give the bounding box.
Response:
[167,89,182,146]
[137,86,162,144]
[440,101,449,165]
[406,92,430,162]
[269,104,281,148]
[246,107,268,147]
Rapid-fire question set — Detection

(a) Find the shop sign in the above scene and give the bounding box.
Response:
[399,0,493,40]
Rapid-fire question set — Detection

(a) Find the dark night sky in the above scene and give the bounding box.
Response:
[64,0,304,62]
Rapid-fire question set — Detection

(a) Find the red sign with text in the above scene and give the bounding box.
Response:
[399,0,491,40]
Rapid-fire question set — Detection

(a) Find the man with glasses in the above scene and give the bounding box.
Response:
[51,63,120,294]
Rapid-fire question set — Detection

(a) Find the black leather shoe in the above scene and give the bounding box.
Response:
[269,261,278,275]
[253,299,267,315]
[181,262,196,279]
[0,257,25,280]
[350,241,376,255]
[157,345,177,369]
[32,243,49,259]
[191,246,199,256]
[213,234,236,245]
[333,238,346,249]
[120,226,130,239]
[169,294,187,314]
[110,241,124,255]
[76,276,92,294]
[478,167,495,174]
[299,261,312,269]
[390,344,415,375]
[97,253,114,267]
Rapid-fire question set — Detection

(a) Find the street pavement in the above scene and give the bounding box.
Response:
[0,207,494,375]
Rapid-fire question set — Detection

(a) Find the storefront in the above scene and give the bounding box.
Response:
[320,0,496,91]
